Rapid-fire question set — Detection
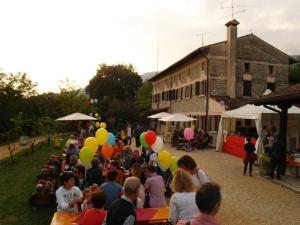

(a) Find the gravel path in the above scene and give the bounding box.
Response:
[164,145,300,225]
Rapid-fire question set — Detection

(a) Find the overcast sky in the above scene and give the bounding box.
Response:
[0,0,299,93]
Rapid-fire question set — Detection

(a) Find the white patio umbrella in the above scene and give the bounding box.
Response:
[159,113,196,122]
[147,112,171,119]
[56,112,98,121]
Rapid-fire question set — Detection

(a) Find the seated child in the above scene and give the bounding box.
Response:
[79,190,107,225]
[56,172,83,212]
[176,182,222,225]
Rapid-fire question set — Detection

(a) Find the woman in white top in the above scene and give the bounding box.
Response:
[169,169,199,224]
[177,155,209,189]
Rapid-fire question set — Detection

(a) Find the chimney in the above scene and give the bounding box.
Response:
[226,19,239,98]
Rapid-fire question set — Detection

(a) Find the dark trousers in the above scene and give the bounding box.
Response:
[270,158,281,179]
[244,162,253,175]
[135,136,141,147]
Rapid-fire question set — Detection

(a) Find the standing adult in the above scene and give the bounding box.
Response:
[86,158,103,187]
[134,124,143,148]
[104,177,141,225]
[100,170,123,209]
[56,172,83,212]
[130,150,145,167]
[145,165,166,208]
[177,155,209,189]
[126,123,132,146]
[270,135,284,180]
[169,169,198,224]
[243,137,256,176]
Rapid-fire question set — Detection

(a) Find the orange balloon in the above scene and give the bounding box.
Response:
[102,144,113,158]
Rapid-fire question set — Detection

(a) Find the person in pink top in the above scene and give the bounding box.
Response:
[145,165,166,208]
[177,182,222,225]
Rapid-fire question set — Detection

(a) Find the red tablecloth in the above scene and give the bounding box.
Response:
[222,135,256,159]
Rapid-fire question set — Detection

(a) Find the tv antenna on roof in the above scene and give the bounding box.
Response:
[196,32,211,47]
[220,0,246,19]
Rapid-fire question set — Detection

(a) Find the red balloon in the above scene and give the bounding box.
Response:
[145,131,157,146]
[102,144,113,158]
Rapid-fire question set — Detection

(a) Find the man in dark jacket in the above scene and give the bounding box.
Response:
[104,177,141,225]
[270,135,284,180]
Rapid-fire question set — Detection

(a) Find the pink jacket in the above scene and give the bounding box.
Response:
[176,213,221,225]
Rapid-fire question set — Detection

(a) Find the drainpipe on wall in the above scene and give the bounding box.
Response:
[203,55,210,131]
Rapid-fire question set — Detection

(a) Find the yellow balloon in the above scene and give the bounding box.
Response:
[100,122,106,129]
[158,150,172,168]
[84,137,99,153]
[95,122,100,128]
[95,128,109,145]
[79,147,94,165]
[95,113,99,118]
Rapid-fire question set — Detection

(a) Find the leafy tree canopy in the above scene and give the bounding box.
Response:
[86,64,142,102]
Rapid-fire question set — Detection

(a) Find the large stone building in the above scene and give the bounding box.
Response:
[150,19,294,132]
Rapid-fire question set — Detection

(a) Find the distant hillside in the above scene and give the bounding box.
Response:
[140,72,159,81]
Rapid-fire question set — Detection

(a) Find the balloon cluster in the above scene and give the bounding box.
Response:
[79,122,116,165]
[140,130,179,173]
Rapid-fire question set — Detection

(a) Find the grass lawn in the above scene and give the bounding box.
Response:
[0,141,64,225]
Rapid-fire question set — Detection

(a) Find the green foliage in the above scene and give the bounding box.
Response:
[86,64,143,127]
[289,56,300,84]
[0,73,37,133]
[0,73,89,141]
[86,64,142,102]
[136,81,152,111]
[0,141,60,225]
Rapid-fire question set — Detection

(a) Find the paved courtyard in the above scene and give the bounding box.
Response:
[164,145,300,225]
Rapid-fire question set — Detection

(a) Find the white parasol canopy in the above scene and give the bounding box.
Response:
[56,112,98,121]
[148,112,171,119]
[159,113,196,122]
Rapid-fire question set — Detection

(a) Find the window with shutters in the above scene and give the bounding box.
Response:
[176,89,178,100]
[185,86,190,98]
[172,89,176,101]
[168,90,172,101]
[162,91,165,101]
[181,87,183,99]
[243,80,252,97]
[268,65,274,75]
[190,84,193,98]
[195,81,200,96]
[244,63,250,73]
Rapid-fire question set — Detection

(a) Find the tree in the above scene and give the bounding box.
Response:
[86,64,143,126]
[0,72,37,133]
[289,56,300,84]
[86,64,142,102]
[136,81,152,111]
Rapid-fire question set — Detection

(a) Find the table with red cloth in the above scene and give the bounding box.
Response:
[50,207,169,225]
[222,135,256,159]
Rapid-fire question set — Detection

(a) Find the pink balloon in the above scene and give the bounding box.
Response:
[184,128,194,140]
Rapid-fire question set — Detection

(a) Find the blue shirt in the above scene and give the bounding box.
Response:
[100,181,122,209]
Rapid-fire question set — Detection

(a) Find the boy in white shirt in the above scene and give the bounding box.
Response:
[56,172,83,212]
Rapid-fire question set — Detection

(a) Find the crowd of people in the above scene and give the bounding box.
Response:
[243,125,284,180]
[171,128,212,151]
[55,133,222,225]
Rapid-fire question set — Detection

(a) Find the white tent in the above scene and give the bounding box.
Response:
[56,112,98,121]
[159,113,196,122]
[147,112,171,119]
[216,104,300,162]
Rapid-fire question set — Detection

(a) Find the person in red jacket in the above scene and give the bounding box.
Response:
[80,190,107,225]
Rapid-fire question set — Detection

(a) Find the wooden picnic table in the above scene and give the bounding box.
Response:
[50,207,169,225]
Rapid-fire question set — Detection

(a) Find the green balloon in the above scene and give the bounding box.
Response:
[169,156,179,172]
[140,132,149,148]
